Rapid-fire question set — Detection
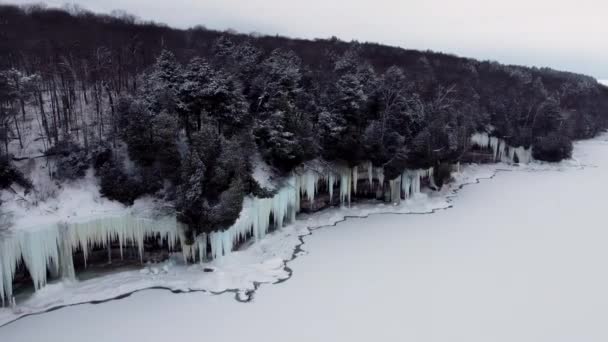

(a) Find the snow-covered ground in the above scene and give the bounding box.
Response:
[599,79,608,86]
[1,135,607,341]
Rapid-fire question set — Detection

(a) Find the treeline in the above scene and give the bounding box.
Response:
[1,4,608,237]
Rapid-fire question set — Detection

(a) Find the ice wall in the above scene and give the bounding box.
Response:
[295,162,435,207]
[0,178,301,304]
[0,214,186,305]
[0,160,439,305]
[203,177,299,260]
[389,168,435,204]
[470,132,532,164]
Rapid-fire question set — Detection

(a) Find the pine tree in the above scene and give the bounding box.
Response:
[142,50,182,114]
[252,49,315,169]
[178,57,214,133]
[319,49,377,163]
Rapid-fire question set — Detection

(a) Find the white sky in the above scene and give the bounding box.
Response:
[9,0,608,79]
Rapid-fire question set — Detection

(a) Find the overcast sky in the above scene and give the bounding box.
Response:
[10,0,608,79]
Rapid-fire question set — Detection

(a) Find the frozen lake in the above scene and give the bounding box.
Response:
[2,137,608,341]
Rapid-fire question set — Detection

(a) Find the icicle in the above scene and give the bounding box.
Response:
[205,174,299,259]
[470,132,490,147]
[197,234,207,263]
[339,167,352,206]
[367,161,373,188]
[401,171,412,198]
[428,167,437,189]
[352,166,358,195]
[508,146,532,164]
[389,178,401,205]
[412,170,421,194]
[297,169,318,204]
[20,228,60,290]
[375,167,385,198]
[3,157,462,303]
[0,210,195,303]
[470,132,532,164]
[376,167,384,188]
[58,223,75,280]
[0,235,20,305]
[328,173,335,203]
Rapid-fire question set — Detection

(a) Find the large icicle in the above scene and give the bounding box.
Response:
[400,168,434,199]
[389,178,401,204]
[339,167,352,206]
[366,161,373,188]
[401,171,412,198]
[0,212,187,304]
[352,166,358,194]
[297,169,319,204]
[470,132,532,164]
[328,173,336,203]
[204,175,299,259]
[375,167,385,198]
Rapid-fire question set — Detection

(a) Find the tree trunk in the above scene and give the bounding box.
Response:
[12,108,23,149]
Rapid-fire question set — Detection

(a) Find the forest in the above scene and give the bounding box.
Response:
[2,3,608,239]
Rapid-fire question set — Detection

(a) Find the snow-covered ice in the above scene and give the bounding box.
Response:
[0,135,605,340]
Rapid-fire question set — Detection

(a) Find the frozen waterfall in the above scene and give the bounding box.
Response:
[1,160,441,305]
[470,132,532,164]
[0,213,184,306]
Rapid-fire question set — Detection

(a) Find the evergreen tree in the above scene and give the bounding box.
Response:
[253,49,315,169]
[142,50,182,114]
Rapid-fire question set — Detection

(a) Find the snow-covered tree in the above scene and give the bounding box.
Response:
[142,50,182,114]
[319,49,377,163]
[213,36,261,80]
[178,57,248,136]
[204,72,249,135]
[252,49,315,169]
[252,49,302,113]
[255,110,315,170]
[178,57,214,134]
[532,99,562,137]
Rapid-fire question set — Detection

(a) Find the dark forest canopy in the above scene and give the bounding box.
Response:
[1,4,608,236]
